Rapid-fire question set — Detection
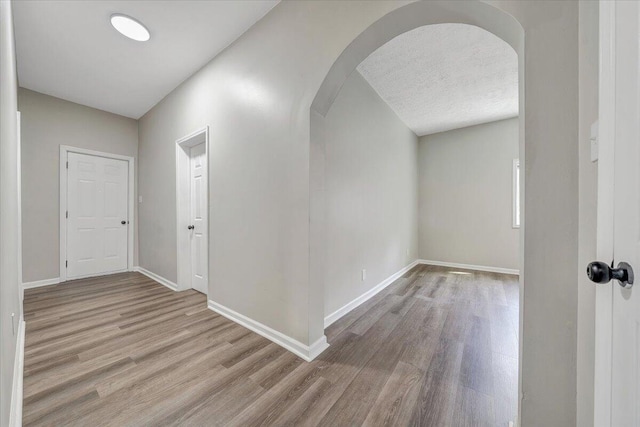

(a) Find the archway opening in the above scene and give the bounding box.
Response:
[309,2,524,425]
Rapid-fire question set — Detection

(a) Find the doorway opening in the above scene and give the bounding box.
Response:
[176,127,209,295]
[309,2,524,425]
[59,145,135,282]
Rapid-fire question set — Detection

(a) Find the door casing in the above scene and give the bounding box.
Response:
[59,145,135,282]
[594,0,631,424]
[175,126,209,293]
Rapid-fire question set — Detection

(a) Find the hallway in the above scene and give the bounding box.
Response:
[22,265,518,426]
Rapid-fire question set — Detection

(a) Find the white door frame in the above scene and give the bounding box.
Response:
[17,111,22,299]
[59,145,135,282]
[594,1,616,425]
[175,126,209,293]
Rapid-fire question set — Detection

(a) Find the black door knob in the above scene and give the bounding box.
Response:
[587,261,634,289]
[121,220,127,225]
[187,225,194,230]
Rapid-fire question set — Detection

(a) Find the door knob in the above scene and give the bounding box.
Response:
[587,261,634,289]
[187,225,194,230]
[121,220,127,225]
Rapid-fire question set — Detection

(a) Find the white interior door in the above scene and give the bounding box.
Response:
[594,1,640,425]
[67,152,129,279]
[189,142,208,294]
[611,2,640,425]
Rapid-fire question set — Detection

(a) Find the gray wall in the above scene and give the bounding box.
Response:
[508,3,577,425]
[137,2,580,423]
[323,71,418,317]
[137,1,370,346]
[577,1,599,426]
[0,0,22,423]
[18,88,139,283]
[418,118,519,270]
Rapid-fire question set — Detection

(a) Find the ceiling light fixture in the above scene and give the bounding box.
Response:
[110,14,150,42]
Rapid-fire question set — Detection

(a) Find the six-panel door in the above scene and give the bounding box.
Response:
[66,152,129,279]
[190,143,208,294]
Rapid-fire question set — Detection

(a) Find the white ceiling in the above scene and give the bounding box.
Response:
[12,0,279,119]
[357,23,518,136]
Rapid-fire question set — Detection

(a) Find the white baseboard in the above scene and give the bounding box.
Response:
[418,259,519,275]
[21,268,176,294]
[22,277,60,290]
[307,335,330,360]
[21,277,61,301]
[134,266,178,291]
[324,259,420,328]
[207,299,329,362]
[9,316,25,427]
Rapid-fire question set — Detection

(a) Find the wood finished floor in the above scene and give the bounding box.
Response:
[23,265,518,426]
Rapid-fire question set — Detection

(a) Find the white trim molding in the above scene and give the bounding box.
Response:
[307,336,330,361]
[22,277,61,290]
[208,299,329,362]
[22,277,61,300]
[512,158,521,229]
[324,260,420,328]
[17,111,23,300]
[134,266,178,291]
[418,259,519,276]
[9,316,25,427]
[594,1,616,424]
[59,145,135,282]
[22,267,182,297]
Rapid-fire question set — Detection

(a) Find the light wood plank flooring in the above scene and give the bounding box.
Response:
[23,264,518,426]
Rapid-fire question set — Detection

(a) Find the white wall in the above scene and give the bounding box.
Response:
[18,88,139,283]
[577,1,599,426]
[418,118,519,270]
[322,71,418,318]
[137,2,580,423]
[0,0,22,424]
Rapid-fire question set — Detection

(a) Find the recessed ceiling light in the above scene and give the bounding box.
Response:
[110,14,150,42]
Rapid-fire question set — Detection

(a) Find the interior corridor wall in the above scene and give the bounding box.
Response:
[576,1,599,425]
[0,0,22,423]
[18,88,139,283]
[136,1,400,346]
[418,118,519,270]
[136,2,580,422]
[322,71,418,318]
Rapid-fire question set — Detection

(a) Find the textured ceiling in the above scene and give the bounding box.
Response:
[13,0,279,119]
[357,23,518,136]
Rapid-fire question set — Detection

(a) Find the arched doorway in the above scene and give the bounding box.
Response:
[309,0,525,422]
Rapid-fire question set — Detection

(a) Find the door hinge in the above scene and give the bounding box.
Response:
[66,211,68,219]
[66,161,69,169]
[65,260,68,268]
